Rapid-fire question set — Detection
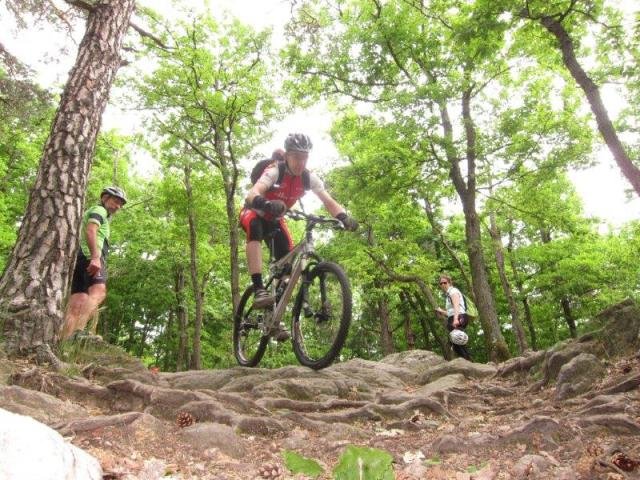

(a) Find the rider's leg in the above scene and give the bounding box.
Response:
[240,209,267,290]
[247,240,264,288]
[240,209,274,308]
[76,283,107,331]
[62,292,89,339]
[61,284,106,339]
[62,253,106,340]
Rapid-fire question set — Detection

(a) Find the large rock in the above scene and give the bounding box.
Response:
[379,350,445,374]
[595,299,640,355]
[179,423,248,458]
[418,358,497,384]
[0,407,102,480]
[0,385,88,425]
[555,353,606,400]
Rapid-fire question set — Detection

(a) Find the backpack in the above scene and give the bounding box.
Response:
[462,294,478,320]
[446,291,478,320]
[250,159,310,191]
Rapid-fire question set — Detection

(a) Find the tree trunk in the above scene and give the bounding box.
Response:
[399,292,416,349]
[163,309,174,371]
[507,226,537,350]
[184,165,204,370]
[0,0,135,355]
[412,291,451,359]
[539,15,640,197]
[561,295,577,339]
[377,294,395,355]
[439,92,509,362]
[401,290,428,350]
[488,209,528,354]
[174,265,188,372]
[422,195,473,295]
[212,129,241,312]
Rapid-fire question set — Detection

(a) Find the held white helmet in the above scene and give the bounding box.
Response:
[449,329,468,346]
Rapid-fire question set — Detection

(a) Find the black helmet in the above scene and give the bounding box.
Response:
[284,133,313,153]
[101,186,127,205]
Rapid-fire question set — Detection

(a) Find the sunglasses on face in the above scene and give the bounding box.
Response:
[439,281,448,285]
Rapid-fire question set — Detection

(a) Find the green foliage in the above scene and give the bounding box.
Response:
[282,450,324,478]
[332,445,394,480]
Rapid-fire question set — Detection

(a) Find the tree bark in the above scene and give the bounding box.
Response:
[377,291,395,355]
[174,264,188,372]
[0,0,135,355]
[539,14,640,196]
[561,295,577,339]
[439,92,509,362]
[421,195,473,296]
[488,209,528,354]
[507,224,537,350]
[399,292,416,349]
[401,290,426,349]
[184,165,205,370]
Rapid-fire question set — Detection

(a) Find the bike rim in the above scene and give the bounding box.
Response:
[294,268,347,364]
[235,301,268,364]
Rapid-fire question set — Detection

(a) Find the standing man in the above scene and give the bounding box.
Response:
[239,133,358,339]
[436,274,472,361]
[61,186,127,340]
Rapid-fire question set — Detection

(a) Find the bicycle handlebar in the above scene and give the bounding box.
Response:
[286,210,344,229]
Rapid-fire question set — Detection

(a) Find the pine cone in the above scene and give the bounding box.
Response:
[257,463,284,479]
[612,452,639,472]
[176,411,195,428]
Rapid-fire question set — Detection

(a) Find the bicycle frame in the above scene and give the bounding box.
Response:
[234,209,351,369]
[266,220,317,332]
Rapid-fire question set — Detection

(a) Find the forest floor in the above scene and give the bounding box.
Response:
[2,334,640,480]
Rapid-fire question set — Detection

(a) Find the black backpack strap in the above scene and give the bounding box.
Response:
[302,170,310,191]
[276,161,287,185]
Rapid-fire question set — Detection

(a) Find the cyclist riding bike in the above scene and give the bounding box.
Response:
[239,133,358,340]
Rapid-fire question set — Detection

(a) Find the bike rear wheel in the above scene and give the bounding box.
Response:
[292,261,351,370]
[233,286,269,367]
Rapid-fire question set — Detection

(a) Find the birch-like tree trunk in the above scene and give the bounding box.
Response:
[184,165,206,370]
[377,293,395,355]
[488,210,528,354]
[0,0,135,355]
[537,13,640,196]
[174,265,188,372]
[438,92,510,362]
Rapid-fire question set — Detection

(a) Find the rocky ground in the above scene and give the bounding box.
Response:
[1,301,640,480]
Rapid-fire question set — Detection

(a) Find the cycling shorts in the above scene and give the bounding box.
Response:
[239,208,293,260]
[70,251,107,294]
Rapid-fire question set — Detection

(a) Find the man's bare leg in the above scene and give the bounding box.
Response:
[246,240,263,275]
[61,284,106,339]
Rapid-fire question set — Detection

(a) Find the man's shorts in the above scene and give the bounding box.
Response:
[70,252,107,294]
[239,208,293,260]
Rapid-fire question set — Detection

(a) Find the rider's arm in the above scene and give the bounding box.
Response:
[315,189,346,218]
[450,290,461,325]
[85,222,101,260]
[246,166,278,207]
[85,221,103,276]
[246,182,269,207]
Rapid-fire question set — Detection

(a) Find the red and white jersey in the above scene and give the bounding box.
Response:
[256,164,325,209]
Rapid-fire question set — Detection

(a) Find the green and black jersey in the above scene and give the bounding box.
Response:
[79,205,110,258]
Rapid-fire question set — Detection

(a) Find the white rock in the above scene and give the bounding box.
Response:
[0,407,102,480]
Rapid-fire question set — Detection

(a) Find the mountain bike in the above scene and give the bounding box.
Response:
[233,210,352,370]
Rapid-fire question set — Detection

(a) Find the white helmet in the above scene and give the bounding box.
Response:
[449,329,468,346]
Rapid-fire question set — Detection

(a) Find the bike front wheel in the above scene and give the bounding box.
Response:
[292,261,351,370]
[233,286,269,367]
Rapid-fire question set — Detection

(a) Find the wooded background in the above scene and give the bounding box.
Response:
[0,0,638,369]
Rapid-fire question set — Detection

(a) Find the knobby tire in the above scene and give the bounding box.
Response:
[233,285,269,367]
[292,261,351,370]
